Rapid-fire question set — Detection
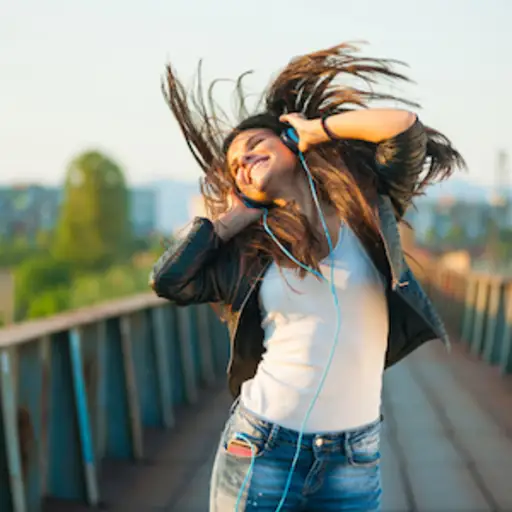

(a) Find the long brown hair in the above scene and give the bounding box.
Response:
[162,43,464,277]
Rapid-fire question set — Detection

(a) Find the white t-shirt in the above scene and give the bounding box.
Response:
[240,225,389,433]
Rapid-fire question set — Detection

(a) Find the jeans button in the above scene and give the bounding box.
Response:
[315,438,323,446]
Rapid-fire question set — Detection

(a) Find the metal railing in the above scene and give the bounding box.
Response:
[414,256,512,376]
[1,256,511,511]
[0,295,229,511]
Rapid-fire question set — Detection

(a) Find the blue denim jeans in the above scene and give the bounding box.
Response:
[209,401,382,511]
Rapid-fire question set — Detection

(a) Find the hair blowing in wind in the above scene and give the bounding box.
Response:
[161,42,465,276]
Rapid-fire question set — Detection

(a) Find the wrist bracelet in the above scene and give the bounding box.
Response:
[321,114,337,142]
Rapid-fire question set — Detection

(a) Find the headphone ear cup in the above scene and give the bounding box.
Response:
[280,126,300,154]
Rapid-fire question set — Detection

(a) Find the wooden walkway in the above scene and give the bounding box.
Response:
[45,341,512,511]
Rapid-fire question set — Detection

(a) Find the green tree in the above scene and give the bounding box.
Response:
[444,225,466,247]
[26,286,70,319]
[68,264,151,310]
[14,257,72,320]
[0,235,32,267]
[53,150,132,270]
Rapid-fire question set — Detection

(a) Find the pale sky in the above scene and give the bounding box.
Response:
[1,0,509,188]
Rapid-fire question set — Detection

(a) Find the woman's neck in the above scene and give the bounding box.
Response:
[281,173,341,247]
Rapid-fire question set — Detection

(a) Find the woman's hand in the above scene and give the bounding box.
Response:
[213,191,263,241]
[279,113,328,153]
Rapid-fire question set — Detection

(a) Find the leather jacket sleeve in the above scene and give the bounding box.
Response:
[374,117,428,219]
[150,217,235,306]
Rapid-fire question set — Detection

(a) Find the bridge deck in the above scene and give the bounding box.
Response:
[45,342,512,512]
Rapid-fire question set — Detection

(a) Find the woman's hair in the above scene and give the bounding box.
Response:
[162,42,464,276]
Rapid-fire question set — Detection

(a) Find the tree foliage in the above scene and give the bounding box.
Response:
[3,149,162,323]
[14,257,72,320]
[53,151,132,270]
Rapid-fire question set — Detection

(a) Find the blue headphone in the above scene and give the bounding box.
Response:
[236,125,300,210]
[233,123,343,512]
[280,124,301,154]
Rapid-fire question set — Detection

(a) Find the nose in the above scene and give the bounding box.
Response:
[235,153,256,185]
[240,153,257,168]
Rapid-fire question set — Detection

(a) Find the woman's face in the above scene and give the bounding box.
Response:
[226,128,298,203]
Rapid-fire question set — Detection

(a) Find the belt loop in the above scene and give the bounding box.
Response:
[266,423,279,449]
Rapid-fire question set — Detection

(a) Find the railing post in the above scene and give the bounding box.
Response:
[68,329,99,506]
[500,288,512,376]
[482,279,507,365]
[208,307,230,373]
[175,308,198,404]
[119,316,144,461]
[39,337,50,501]
[0,348,26,512]
[461,275,478,343]
[104,318,137,460]
[95,321,108,464]
[151,306,174,428]
[46,330,96,503]
[196,305,216,386]
[16,337,50,512]
[470,277,491,356]
[129,311,162,429]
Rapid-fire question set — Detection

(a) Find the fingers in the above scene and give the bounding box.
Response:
[279,113,304,124]
[279,113,309,153]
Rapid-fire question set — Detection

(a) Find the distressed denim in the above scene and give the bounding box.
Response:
[209,402,382,511]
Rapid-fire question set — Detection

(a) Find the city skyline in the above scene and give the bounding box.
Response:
[1,0,509,188]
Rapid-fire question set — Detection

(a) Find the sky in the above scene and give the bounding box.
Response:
[0,0,509,188]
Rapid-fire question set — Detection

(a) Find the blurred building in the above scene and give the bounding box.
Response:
[152,180,201,235]
[407,198,496,245]
[0,184,61,240]
[130,187,157,237]
[0,184,158,240]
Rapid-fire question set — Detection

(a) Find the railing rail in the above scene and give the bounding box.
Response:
[0,294,229,512]
[411,254,512,376]
[1,256,511,511]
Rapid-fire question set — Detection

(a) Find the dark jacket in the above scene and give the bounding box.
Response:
[150,119,449,398]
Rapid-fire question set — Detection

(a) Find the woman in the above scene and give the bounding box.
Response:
[151,43,464,511]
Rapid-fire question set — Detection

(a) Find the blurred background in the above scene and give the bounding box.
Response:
[0,0,508,323]
[1,3,511,511]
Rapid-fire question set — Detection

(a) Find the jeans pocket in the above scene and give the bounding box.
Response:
[348,422,381,467]
[221,408,270,460]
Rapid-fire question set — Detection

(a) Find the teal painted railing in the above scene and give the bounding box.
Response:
[418,260,512,376]
[0,295,229,511]
[2,258,511,511]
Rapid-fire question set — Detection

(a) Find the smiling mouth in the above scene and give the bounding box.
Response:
[248,157,269,182]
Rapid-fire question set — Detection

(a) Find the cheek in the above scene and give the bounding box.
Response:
[275,149,298,175]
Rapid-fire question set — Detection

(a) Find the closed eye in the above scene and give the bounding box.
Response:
[249,138,263,150]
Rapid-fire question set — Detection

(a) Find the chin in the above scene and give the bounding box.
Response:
[243,187,269,204]
[252,165,278,192]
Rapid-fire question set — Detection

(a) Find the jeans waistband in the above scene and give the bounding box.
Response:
[229,398,382,448]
